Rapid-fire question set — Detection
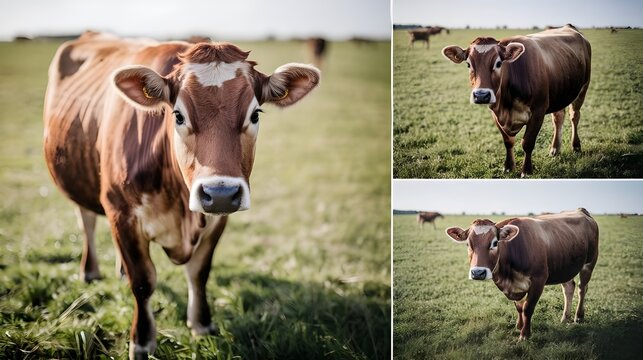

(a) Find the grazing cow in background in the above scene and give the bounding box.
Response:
[308,37,327,68]
[408,26,448,49]
[442,24,591,176]
[445,208,599,340]
[417,211,443,229]
[43,31,320,359]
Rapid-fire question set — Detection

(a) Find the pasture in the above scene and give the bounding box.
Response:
[393,28,643,178]
[393,214,643,359]
[0,38,391,359]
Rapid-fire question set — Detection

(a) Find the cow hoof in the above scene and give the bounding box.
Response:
[190,323,219,337]
[549,148,559,156]
[574,317,584,323]
[520,172,530,178]
[518,335,529,341]
[81,271,103,283]
[129,340,156,360]
[560,316,572,323]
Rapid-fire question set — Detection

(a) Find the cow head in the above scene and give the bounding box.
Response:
[445,220,519,280]
[113,43,320,215]
[442,38,524,104]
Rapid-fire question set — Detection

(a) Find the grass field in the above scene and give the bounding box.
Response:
[393,28,643,178]
[393,214,643,359]
[0,38,391,359]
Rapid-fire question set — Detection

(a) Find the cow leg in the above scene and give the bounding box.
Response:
[492,113,516,172]
[185,217,227,336]
[519,283,544,340]
[520,113,545,177]
[76,207,101,283]
[108,216,157,360]
[575,263,595,322]
[569,83,589,152]
[514,301,524,330]
[549,110,565,156]
[560,280,576,323]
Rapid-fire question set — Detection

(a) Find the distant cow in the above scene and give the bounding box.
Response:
[43,32,320,359]
[445,208,599,339]
[442,24,591,176]
[417,211,443,229]
[408,26,448,49]
[308,37,327,67]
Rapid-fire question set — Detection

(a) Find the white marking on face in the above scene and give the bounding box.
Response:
[469,266,493,280]
[242,97,260,137]
[473,44,496,53]
[188,175,250,213]
[184,61,247,88]
[133,194,182,248]
[472,225,495,235]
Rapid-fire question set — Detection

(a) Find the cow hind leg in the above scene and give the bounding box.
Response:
[514,301,524,330]
[549,110,565,156]
[76,207,101,283]
[575,263,595,322]
[560,280,575,323]
[569,83,589,152]
[185,217,227,336]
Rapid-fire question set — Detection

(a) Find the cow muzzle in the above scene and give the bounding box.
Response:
[469,267,492,280]
[471,88,496,104]
[189,176,250,215]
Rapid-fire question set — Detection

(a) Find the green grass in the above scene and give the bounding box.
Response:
[0,39,391,359]
[393,214,643,359]
[393,28,643,178]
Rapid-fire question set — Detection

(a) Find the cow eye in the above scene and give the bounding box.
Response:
[495,60,502,69]
[490,239,499,249]
[466,62,471,68]
[250,109,263,124]
[173,110,185,126]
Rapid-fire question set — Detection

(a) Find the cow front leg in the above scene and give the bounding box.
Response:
[76,207,101,282]
[185,216,227,336]
[514,301,524,330]
[492,113,516,172]
[520,114,545,177]
[110,218,157,360]
[519,283,544,340]
[560,280,575,323]
[549,110,565,156]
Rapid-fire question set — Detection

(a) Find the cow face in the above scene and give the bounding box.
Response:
[113,43,320,215]
[442,38,525,104]
[446,221,519,280]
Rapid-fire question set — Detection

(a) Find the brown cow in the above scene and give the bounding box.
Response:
[442,24,591,176]
[417,211,443,229]
[43,31,319,359]
[445,208,599,340]
[408,26,448,49]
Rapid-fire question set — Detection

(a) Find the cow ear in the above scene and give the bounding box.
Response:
[499,224,520,241]
[442,46,467,64]
[261,63,320,107]
[500,42,525,63]
[112,65,170,111]
[446,227,468,243]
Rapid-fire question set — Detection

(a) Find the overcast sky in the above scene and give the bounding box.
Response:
[394,0,643,28]
[393,180,643,215]
[0,0,390,41]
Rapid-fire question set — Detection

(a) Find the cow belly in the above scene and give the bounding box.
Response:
[44,115,104,214]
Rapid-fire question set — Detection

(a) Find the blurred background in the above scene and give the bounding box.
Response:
[0,1,391,358]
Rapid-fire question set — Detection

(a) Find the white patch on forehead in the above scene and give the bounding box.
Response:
[184,61,247,88]
[472,225,495,235]
[473,44,496,53]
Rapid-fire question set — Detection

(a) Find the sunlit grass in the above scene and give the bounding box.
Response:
[393,28,643,178]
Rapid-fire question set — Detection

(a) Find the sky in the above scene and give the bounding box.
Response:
[394,0,643,28]
[393,180,643,215]
[0,0,390,41]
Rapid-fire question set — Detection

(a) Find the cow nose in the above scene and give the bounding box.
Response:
[472,89,492,104]
[199,184,242,214]
[470,268,487,280]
